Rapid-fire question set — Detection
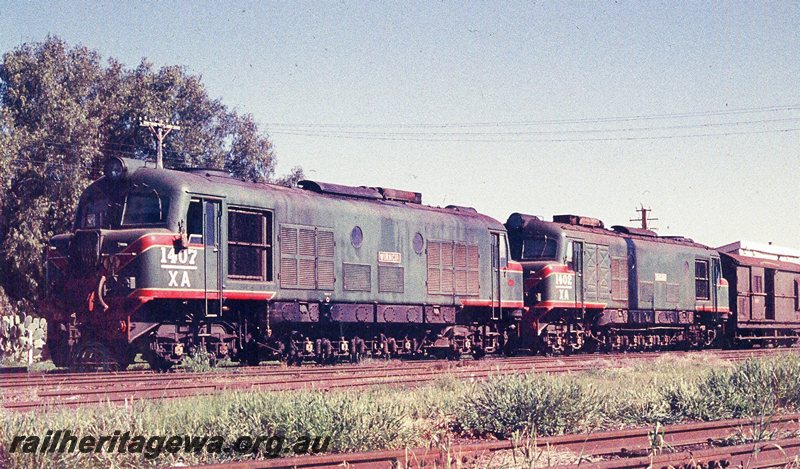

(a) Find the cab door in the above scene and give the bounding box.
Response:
[490,233,501,317]
[199,200,222,317]
[571,240,584,308]
[490,232,509,319]
[186,198,222,317]
[712,257,722,314]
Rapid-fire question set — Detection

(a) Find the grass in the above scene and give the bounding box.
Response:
[454,373,603,437]
[2,352,800,468]
[1,357,57,372]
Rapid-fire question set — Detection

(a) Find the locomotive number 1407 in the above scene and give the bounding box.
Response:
[159,247,199,288]
[159,247,199,266]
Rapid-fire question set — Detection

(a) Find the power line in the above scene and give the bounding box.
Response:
[4,102,798,165]
[261,103,800,129]
[7,124,799,163]
[268,126,800,143]
[266,117,800,139]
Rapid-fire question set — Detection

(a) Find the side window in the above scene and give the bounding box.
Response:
[695,259,710,300]
[187,200,203,244]
[753,275,763,293]
[565,241,574,266]
[794,278,800,311]
[204,201,217,247]
[228,209,273,281]
[499,233,509,268]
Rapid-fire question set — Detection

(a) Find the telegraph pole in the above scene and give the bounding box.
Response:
[630,205,658,230]
[140,118,181,168]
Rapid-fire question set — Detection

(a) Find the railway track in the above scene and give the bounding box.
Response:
[2,348,793,412]
[185,413,800,468]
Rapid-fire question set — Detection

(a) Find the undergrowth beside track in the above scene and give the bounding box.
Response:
[2,353,799,468]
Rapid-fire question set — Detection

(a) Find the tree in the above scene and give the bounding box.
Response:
[275,166,306,188]
[0,36,292,302]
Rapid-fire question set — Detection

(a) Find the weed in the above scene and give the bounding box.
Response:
[454,373,602,438]
[647,422,671,456]
[181,347,214,373]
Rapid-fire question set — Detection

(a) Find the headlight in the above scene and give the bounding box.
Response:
[103,156,127,181]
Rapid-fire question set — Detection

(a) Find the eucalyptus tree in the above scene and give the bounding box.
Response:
[0,36,287,303]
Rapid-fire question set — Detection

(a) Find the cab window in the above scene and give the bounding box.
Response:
[79,195,111,229]
[522,236,558,260]
[122,189,169,226]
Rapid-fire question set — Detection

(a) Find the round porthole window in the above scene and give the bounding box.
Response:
[351,226,363,248]
[413,233,424,254]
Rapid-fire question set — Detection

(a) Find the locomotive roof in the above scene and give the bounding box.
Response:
[99,164,506,230]
[506,212,714,250]
[721,252,800,273]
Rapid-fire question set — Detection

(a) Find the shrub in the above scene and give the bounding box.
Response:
[0,287,49,366]
[454,373,603,437]
[181,347,214,373]
[663,354,800,421]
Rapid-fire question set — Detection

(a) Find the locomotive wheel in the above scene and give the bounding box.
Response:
[569,323,586,353]
[540,323,568,356]
[289,352,303,367]
[716,335,733,350]
[47,332,72,368]
[472,346,486,360]
[503,339,516,357]
[349,337,366,363]
[315,338,334,365]
[582,335,600,354]
[144,350,174,372]
[446,342,461,361]
[386,337,397,358]
[72,341,128,372]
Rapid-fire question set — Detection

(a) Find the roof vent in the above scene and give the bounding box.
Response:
[662,235,694,243]
[611,225,658,237]
[184,168,232,178]
[376,187,422,204]
[553,214,604,228]
[445,205,478,214]
[297,180,382,200]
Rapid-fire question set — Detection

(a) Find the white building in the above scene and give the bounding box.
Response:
[717,240,800,265]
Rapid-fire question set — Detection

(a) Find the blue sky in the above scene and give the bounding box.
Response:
[2,1,798,247]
